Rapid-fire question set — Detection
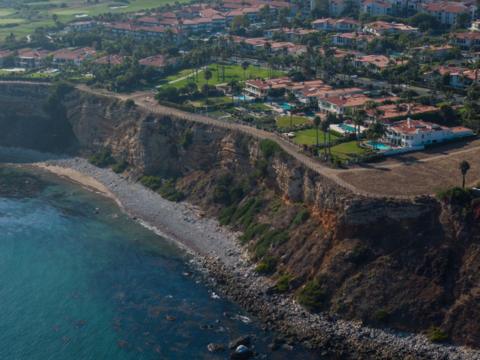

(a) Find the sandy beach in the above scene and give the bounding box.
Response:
[2,148,480,359]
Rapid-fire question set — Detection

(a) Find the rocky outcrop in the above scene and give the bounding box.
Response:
[0,82,479,348]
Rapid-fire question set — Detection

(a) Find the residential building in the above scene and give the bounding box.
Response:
[51,47,97,67]
[363,21,418,36]
[385,119,474,148]
[354,54,401,73]
[138,55,171,70]
[94,54,127,66]
[452,31,480,50]
[332,32,375,49]
[311,18,360,32]
[16,49,50,68]
[420,1,477,26]
[361,0,393,16]
[244,77,292,98]
[367,103,439,123]
[472,19,480,31]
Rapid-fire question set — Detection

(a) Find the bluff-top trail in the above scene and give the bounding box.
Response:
[0,81,480,357]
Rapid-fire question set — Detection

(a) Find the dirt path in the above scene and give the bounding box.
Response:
[2,81,478,199]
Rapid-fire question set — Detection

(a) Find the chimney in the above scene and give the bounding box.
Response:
[407,117,412,128]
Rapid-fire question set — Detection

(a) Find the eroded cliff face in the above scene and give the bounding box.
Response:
[1,82,479,347]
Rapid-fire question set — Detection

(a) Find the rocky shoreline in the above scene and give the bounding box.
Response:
[1,147,479,359]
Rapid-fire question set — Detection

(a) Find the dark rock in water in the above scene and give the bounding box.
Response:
[207,343,225,352]
[229,335,251,349]
[230,345,253,359]
[268,337,285,351]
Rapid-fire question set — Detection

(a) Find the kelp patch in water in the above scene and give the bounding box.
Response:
[0,166,47,198]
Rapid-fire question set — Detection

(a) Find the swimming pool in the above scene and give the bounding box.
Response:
[338,123,357,133]
[279,102,294,111]
[234,95,253,102]
[367,141,393,151]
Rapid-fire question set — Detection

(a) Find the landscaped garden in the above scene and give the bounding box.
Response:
[329,141,370,161]
[161,63,285,89]
[276,115,311,129]
[293,128,340,146]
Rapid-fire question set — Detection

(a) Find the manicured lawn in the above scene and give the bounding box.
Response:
[163,64,286,89]
[330,141,369,161]
[0,9,15,17]
[189,96,232,108]
[294,128,340,146]
[0,18,26,25]
[276,115,311,129]
[0,0,187,40]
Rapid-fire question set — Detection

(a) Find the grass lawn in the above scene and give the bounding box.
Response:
[163,64,285,89]
[0,18,26,25]
[0,0,187,40]
[294,128,340,146]
[277,115,311,129]
[330,141,369,161]
[0,9,15,17]
[189,96,232,108]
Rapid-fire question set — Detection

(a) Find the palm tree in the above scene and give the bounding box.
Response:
[228,79,241,104]
[287,92,297,127]
[314,116,321,150]
[204,68,212,105]
[460,160,471,189]
[354,109,367,141]
[321,119,329,158]
[241,61,250,81]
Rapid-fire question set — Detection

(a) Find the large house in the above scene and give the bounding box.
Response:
[16,49,50,68]
[452,31,480,50]
[363,21,418,36]
[420,1,477,26]
[385,119,474,148]
[51,47,97,67]
[311,18,360,32]
[332,32,375,49]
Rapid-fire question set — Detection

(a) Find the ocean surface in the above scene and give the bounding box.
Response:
[0,166,317,360]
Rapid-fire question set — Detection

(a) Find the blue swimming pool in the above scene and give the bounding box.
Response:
[367,141,393,151]
[279,102,293,111]
[339,123,356,133]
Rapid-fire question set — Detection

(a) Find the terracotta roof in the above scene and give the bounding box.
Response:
[138,54,168,68]
[94,54,127,65]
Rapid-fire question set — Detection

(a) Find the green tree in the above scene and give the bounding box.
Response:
[460,160,471,189]
[241,61,250,81]
[204,68,213,104]
[314,116,321,149]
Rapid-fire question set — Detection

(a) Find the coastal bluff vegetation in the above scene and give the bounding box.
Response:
[1,81,480,349]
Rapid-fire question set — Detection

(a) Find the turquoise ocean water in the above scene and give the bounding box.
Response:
[0,167,316,359]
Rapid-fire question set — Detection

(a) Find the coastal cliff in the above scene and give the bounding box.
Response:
[1,82,479,349]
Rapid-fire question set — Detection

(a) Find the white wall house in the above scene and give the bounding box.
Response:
[385,119,474,148]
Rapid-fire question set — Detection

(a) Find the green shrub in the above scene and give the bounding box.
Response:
[112,160,129,174]
[180,129,193,149]
[158,180,185,202]
[427,327,449,343]
[125,99,136,109]
[140,176,162,191]
[292,208,310,226]
[275,273,294,293]
[437,187,472,206]
[255,256,277,274]
[240,223,269,244]
[297,279,326,311]
[254,229,289,259]
[219,205,236,225]
[259,139,281,158]
[89,149,116,168]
